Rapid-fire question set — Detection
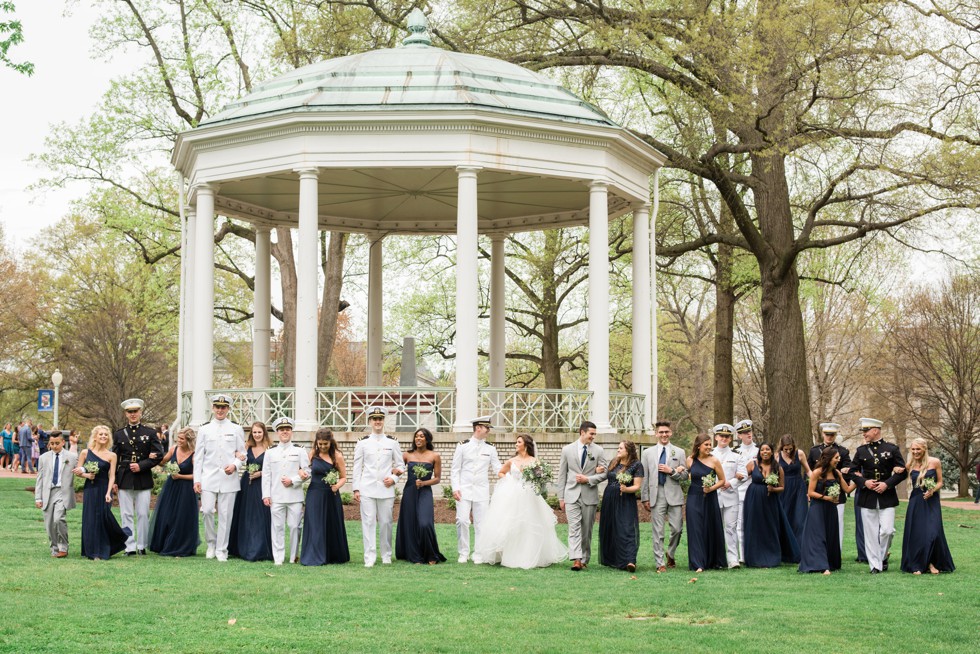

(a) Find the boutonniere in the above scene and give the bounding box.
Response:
[586,451,596,462]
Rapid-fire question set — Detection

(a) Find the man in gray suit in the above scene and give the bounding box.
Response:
[557,420,607,571]
[34,432,77,557]
[640,421,689,572]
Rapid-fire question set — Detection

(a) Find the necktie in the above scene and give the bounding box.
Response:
[52,453,60,486]
[658,447,667,486]
[580,445,587,468]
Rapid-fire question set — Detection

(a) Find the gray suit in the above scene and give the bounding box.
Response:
[557,440,606,563]
[34,449,78,555]
[640,443,688,567]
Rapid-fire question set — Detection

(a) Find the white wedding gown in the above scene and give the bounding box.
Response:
[474,463,568,569]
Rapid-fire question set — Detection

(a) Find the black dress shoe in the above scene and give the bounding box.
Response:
[125,551,138,557]
[138,549,147,556]
[870,568,881,574]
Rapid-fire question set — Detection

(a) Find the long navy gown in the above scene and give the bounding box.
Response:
[148,451,200,557]
[686,459,727,570]
[798,477,841,572]
[779,455,808,541]
[900,469,955,573]
[228,449,273,562]
[598,461,643,569]
[743,465,800,567]
[300,457,350,565]
[395,461,446,564]
[80,451,130,560]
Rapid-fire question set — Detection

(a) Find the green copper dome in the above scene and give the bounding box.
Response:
[203,13,615,128]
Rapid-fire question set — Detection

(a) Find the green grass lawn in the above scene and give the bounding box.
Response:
[1,477,977,654]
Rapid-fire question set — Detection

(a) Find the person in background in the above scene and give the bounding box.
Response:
[156,425,169,452]
[18,420,34,473]
[67,430,79,452]
[0,423,12,470]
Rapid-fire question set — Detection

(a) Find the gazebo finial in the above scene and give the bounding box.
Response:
[402,8,432,47]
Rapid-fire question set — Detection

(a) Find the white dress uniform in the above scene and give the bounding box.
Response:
[352,433,403,566]
[261,441,310,565]
[451,436,502,562]
[735,440,758,562]
[193,417,245,560]
[712,444,747,567]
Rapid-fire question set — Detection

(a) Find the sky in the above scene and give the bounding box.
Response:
[0,2,136,252]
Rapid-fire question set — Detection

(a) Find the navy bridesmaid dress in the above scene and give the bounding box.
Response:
[395,461,446,564]
[686,459,727,570]
[229,449,273,561]
[80,451,130,560]
[900,469,954,573]
[149,451,200,556]
[743,465,800,567]
[301,457,350,565]
[779,455,808,541]
[598,461,643,569]
[797,477,841,572]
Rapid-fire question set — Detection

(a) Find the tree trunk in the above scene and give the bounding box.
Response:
[754,153,813,446]
[317,231,348,384]
[541,284,562,389]
[272,226,297,387]
[714,279,735,424]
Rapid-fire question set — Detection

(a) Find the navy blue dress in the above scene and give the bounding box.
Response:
[149,451,200,556]
[853,488,867,562]
[229,449,273,562]
[743,465,800,567]
[798,477,842,572]
[598,461,643,569]
[395,461,446,564]
[301,457,350,565]
[779,455,808,541]
[80,451,130,560]
[900,469,954,573]
[686,459,727,570]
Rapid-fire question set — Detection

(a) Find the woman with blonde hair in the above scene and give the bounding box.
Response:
[73,426,129,559]
[900,438,954,574]
[149,427,200,557]
[229,421,274,561]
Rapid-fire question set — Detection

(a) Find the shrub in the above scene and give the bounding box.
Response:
[340,491,353,505]
[545,495,560,510]
[442,485,456,510]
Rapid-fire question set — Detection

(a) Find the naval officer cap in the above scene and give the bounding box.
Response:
[712,423,734,437]
[820,422,841,434]
[271,416,295,431]
[734,419,753,434]
[367,406,387,420]
[121,398,145,411]
[210,393,233,407]
[472,415,492,428]
[859,417,883,431]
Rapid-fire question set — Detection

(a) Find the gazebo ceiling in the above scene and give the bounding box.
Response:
[214,167,632,234]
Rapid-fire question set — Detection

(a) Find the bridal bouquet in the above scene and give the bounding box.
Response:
[83,461,99,475]
[324,469,340,486]
[412,464,431,480]
[164,462,180,477]
[764,472,779,486]
[521,460,553,497]
[702,473,718,490]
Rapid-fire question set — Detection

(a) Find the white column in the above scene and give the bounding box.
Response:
[489,233,506,389]
[294,168,319,433]
[650,169,661,423]
[588,180,613,432]
[366,234,384,386]
[253,225,272,389]
[192,186,216,426]
[453,166,481,431]
[177,205,195,427]
[631,202,652,432]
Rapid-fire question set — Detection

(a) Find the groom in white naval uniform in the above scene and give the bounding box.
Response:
[193,393,246,561]
[352,406,403,567]
[451,416,502,563]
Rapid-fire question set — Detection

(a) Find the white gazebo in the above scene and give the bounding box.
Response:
[172,12,665,436]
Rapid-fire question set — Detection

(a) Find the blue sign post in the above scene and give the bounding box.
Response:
[37,389,54,412]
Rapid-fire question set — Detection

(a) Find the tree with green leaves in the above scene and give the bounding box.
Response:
[0,2,33,75]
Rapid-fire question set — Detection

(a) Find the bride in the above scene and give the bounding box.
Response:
[474,434,568,569]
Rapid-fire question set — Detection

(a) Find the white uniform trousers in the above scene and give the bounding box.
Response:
[736,497,746,562]
[118,488,151,552]
[270,501,303,564]
[44,495,69,554]
[650,493,683,567]
[720,504,740,566]
[200,490,237,558]
[455,498,488,561]
[836,503,846,550]
[861,504,896,571]
[360,496,394,565]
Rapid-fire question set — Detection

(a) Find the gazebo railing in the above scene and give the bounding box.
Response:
[609,391,645,433]
[180,386,646,433]
[479,387,592,433]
